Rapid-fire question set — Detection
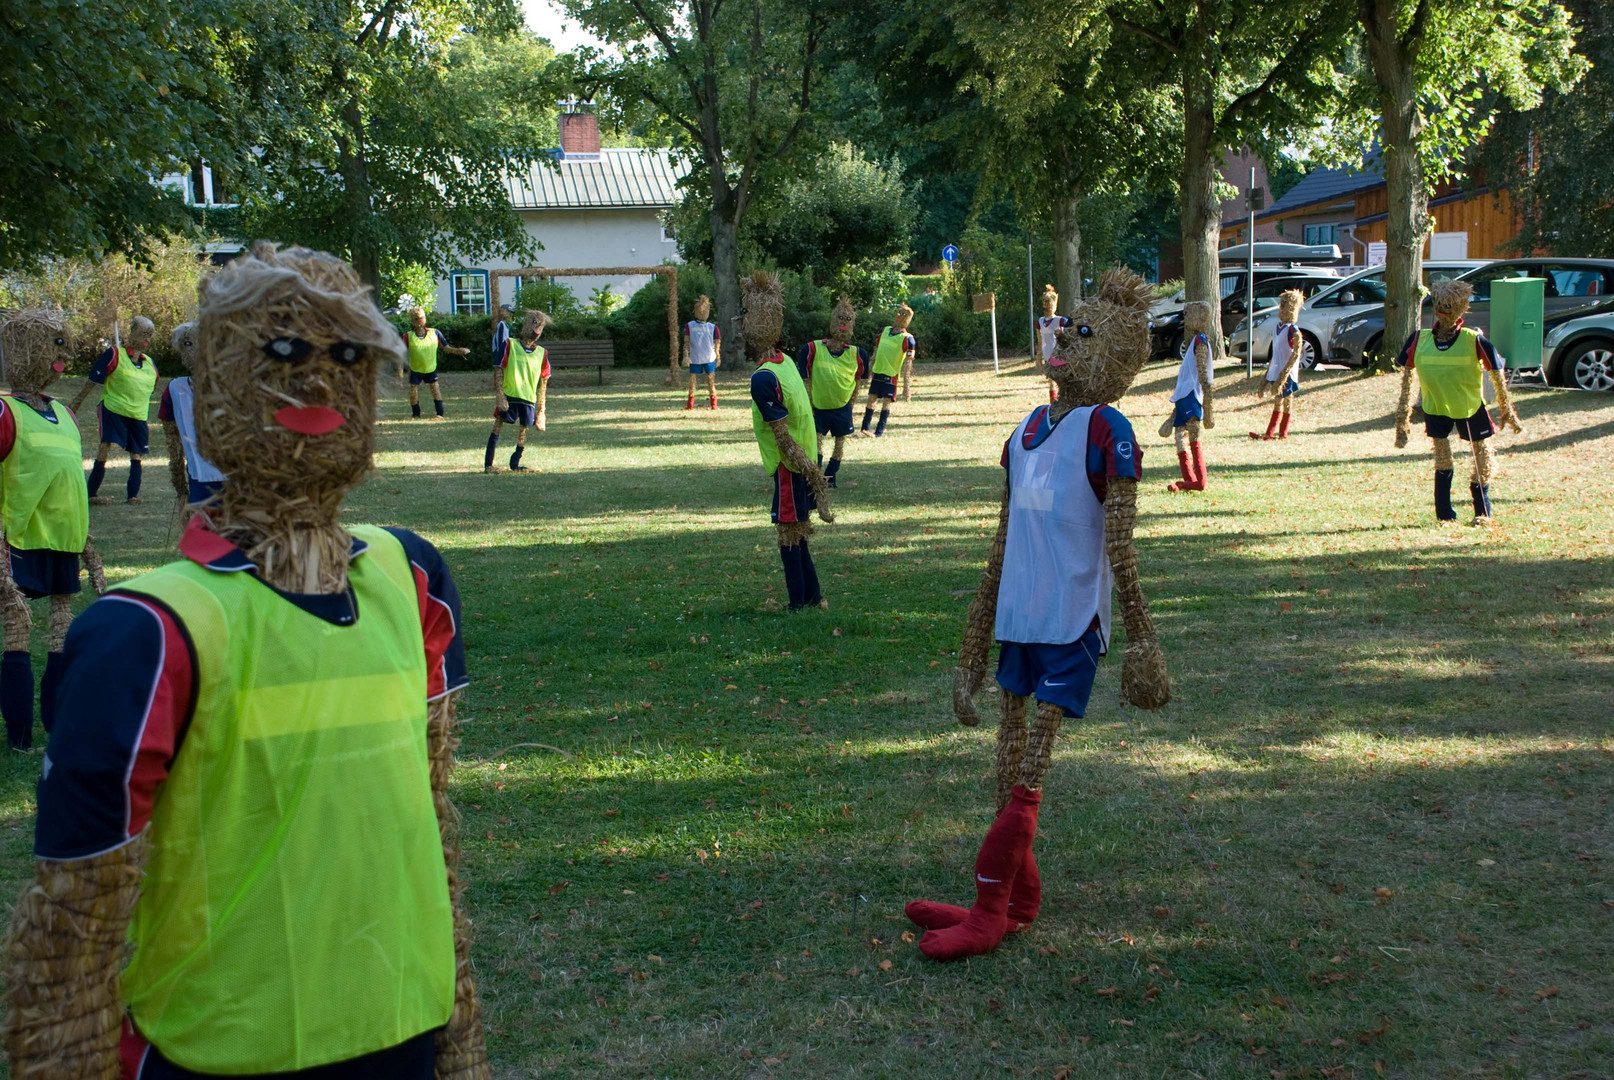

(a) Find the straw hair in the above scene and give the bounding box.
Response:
[520,309,549,338]
[1041,283,1058,312]
[129,316,155,342]
[740,270,784,353]
[892,302,914,329]
[1277,289,1304,323]
[0,308,72,398]
[1181,300,1212,335]
[693,294,712,321]
[1049,266,1154,407]
[1430,278,1473,318]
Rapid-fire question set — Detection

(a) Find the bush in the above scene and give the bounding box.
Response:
[605,263,716,368]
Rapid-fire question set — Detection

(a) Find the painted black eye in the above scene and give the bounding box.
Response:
[329,342,366,365]
[54,337,65,347]
[262,337,313,362]
[1077,325,1093,337]
[181,338,193,349]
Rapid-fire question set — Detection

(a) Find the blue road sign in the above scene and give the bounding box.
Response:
[942,244,959,264]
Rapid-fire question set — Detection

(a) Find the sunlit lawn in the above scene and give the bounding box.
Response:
[2,357,1610,1079]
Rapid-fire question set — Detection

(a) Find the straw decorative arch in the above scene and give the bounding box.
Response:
[489,266,679,383]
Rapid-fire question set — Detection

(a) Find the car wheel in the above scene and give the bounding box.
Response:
[1355,334,1384,370]
[1560,338,1614,391]
[1299,332,1321,370]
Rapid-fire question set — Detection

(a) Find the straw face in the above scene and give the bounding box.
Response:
[892,302,914,331]
[740,271,784,354]
[171,321,198,367]
[0,308,73,397]
[829,295,857,342]
[1277,289,1304,324]
[1049,267,1154,406]
[693,294,712,322]
[1041,283,1058,315]
[1181,300,1212,335]
[1430,278,1473,322]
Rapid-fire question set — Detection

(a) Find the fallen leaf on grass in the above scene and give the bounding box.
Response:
[1374,887,1394,899]
[548,880,569,895]
[1534,985,1559,1001]
[900,930,915,943]
[878,960,893,972]
[764,1057,783,1066]
[1096,985,1119,997]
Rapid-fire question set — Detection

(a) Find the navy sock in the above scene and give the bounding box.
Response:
[875,408,890,436]
[484,432,499,469]
[1434,469,1455,520]
[861,408,873,432]
[87,460,106,497]
[826,457,841,487]
[2,651,34,749]
[434,397,444,417]
[799,539,822,606]
[779,544,807,609]
[1471,482,1491,518]
[412,401,422,417]
[128,460,142,500]
[510,446,524,469]
[40,652,65,735]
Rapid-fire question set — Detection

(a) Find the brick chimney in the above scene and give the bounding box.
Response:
[559,103,601,158]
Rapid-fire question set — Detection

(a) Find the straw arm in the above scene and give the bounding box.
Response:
[162,421,187,502]
[1489,368,1523,433]
[768,420,833,523]
[80,538,106,595]
[1394,366,1415,448]
[953,482,1009,726]
[1106,478,1170,710]
[67,383,95,415]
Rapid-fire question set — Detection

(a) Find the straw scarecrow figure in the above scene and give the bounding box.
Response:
[159,321,227,520]
[1158,300,1215,492]
[69,315,161,505]
[859,302,916,438]
[485,308,550,473]
[681,293,722,410]
[2,242,491,1078]
[745,270,836,611]
[405,306,471,419]
[798,295,869,488]
[0,308,106,751]
[1036,284,1071,402]
[908,267,1171,962]
[1394,279,1522,524]
[1251,289,1305,441]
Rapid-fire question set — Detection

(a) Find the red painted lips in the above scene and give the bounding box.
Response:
[274,405,346,435]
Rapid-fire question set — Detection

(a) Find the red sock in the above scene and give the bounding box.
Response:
[1166,449,1195,493]
[1278,411,1292,438]
[908,840,1043,932]
[1187,441,1207,491]
[917,786,1040,961]
[684,393,694,410]
[905,899,972,930]
[709,393,718,409]
[1250,406,1279,440]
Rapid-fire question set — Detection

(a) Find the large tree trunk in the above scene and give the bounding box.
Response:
[1361,0,1427,370]
[708,187,745,370]
[1052,186,1084,312]
[1179,58,1223,361]
[337,97,380,291]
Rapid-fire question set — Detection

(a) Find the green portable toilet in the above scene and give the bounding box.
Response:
[1490,277,1545,371]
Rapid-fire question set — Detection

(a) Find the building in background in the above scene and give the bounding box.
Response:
[435,105,686,315]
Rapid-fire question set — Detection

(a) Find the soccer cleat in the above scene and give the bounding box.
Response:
[1250,406,1280,440]
[913,787,1040,961]
[1166,450,1195,493]
[685,394,695,410]
[1187,441,1207,491]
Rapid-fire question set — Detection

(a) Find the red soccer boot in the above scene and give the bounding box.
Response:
[1187,441,1207,491]
[709,393,718,410]
[913,786,1040,961]
[684,393,695,410]
[907,840,1042,931]
[1278,411,1292,439]
[1250,406,1280,440]
[1166,449,1197,493]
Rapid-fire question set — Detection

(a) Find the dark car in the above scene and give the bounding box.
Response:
[1327,258,1614,382]
[1150,270,1337,360]
[1541,297,1614,391]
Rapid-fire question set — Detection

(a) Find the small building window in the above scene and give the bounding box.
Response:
[451,270,489,315]
[1303,224,1338,246]
[190,160,208,205]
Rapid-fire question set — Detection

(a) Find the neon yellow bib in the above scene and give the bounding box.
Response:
[101,347,157,420]
[871,327,909,378]
[1414,328,1485,419]
[120,526,454,1073]
[406,329,440,374]
[0,398,88,553]
[504,340,545,402]
[808,340,859,409]
[752,356,817,475]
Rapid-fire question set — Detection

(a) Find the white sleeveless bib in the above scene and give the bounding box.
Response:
[995,405,1113,649]
[686,321,718,365]
[1267,323,1300,384]
[167,377,226,484]
[1171,336,1211,402]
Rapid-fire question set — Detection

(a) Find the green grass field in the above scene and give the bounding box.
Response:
[2,358,1611,1079]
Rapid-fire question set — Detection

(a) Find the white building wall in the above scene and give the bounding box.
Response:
[433,208,680,315]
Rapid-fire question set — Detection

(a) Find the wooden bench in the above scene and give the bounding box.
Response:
[544,339,615,384]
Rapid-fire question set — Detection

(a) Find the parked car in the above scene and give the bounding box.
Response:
[1228,260,1486,372]
[1541,298,1614,391]
[1150,266,1341,359]
[1328,258,1614,376]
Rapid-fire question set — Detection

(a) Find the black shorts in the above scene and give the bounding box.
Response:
[1425,405,1494,442]
[499,398,537,426]
[130,1028,436,1079]
[770,465,816,524]
[869,373,898,400]
[7,547,80,598]
[813,403,854,438]
[408,370,439,385]
[99,405,150,454]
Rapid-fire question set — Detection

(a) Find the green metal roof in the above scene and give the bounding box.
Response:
[506,148,688,210]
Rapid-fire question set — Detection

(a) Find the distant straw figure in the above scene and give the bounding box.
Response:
[1036,284,1070,402]
[158,321,227,521]
[909,267,1171,962]
[1393,279,1523,524]
[2,242,491,1078]
[1158,300,1214,491]
[0,308,106,751]
[859,302,916,437]
[69,314,161,504]
[485,308,550,473]
[682,293,722,410]
[798,295,869,488]
[1251,289,1305,441]
[405,305,471,419]
[744,270,836,610]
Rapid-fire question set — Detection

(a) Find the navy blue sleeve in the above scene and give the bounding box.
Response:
[857,347,870,380]
[1088,405,1141,482]
[1396,332,1420,369]
[1475,332,1503,371]
[751,368,788,422]
[87,347,116,385]
[491,322,510,367]
[435,329,449,350]
[382,527,469,701]
[794,343,812,370]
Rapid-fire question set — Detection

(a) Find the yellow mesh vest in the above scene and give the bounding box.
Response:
[807,340,859,409]
[752,356,816,475]
[100,347,158,420]
[503,341,545,402]
[871,327,908,378]
[0,398,88,552]
[406,329,440,374]
[119,526,454,1072]
[1414,328,1485,419]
